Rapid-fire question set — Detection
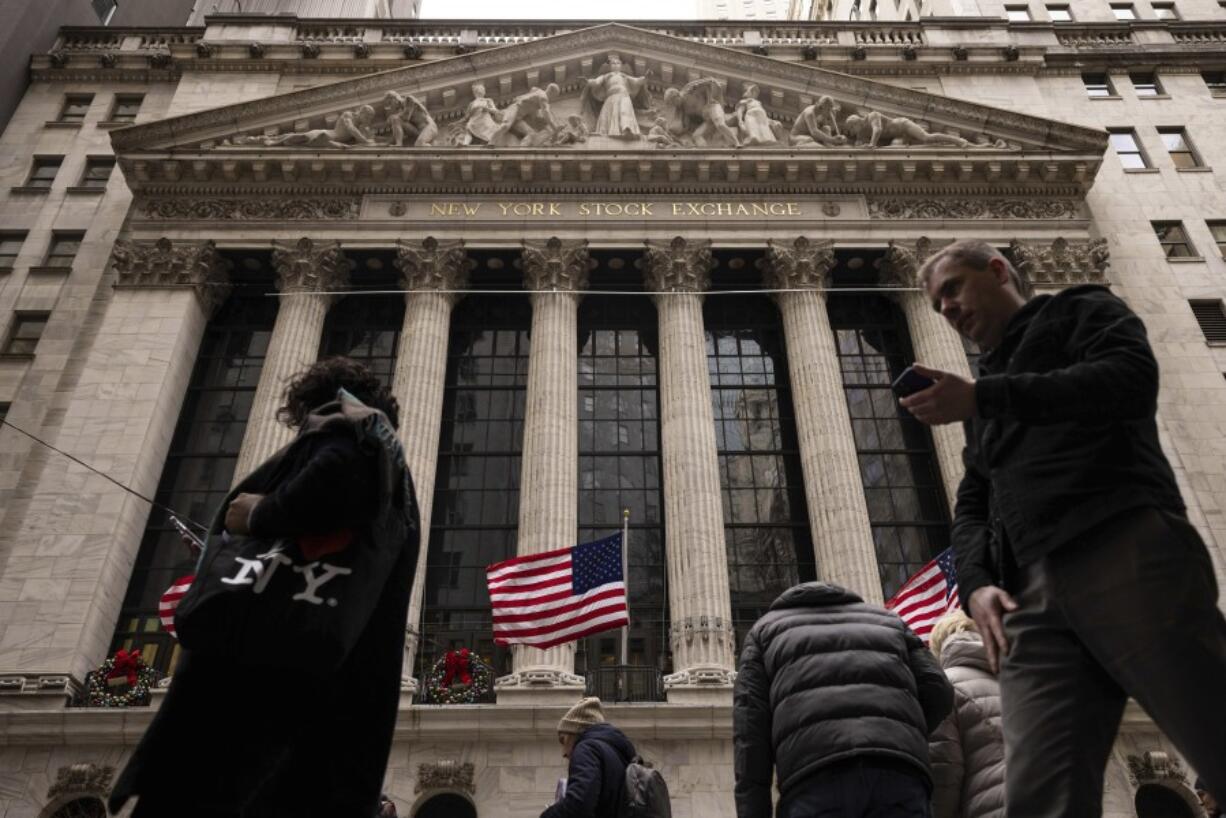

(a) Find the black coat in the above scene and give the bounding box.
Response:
[733,583,953,818]
[542,723,637,818]
[953,285,1185,603]
[110,403,419,818]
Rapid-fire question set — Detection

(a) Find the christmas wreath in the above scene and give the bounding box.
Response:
[423,648,493,704]
[83,649,161,707]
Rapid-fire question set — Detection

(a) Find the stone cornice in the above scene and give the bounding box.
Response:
[271,237,354,293]
[110,237,233,314]
[520,238,591,294]
[395,237,472,299]
[643,237,716,295]
[766,237,836,290]
[1008,237,1110,288]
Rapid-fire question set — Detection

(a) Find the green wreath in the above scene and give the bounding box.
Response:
[83,649,160,708]
[424,648,494,704]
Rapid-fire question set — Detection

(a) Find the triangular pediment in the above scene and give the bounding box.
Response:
[112,23,1107,193]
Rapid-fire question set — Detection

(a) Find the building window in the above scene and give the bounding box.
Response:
[47,797,107,818]
[3,312,50,356]
[830,294,950,600]
[705,291,814,651]
[0,403,9,423]
[1208,220,1226,257]
[92,0,118,24]
[77,157,116,190]
[44,232,84,268]
[0,233,26,271]
[320,285,404,387]
[110,272,278,676]
[58,94,93,123]
[1151,1,1179,18]
[1190,301,1226,344]
[1083,72,1115,97]
[109,94,143,123]
[1109,129,1149,169]
[1006,5,1032,19]
[24,157,63,191]
[1204,70,1226,95]
[1159,127,1202,168]
[1047,3,1073,19]
[1153,221,1197,257]
[1131,71,1163,96]
[1112,2,1137,17]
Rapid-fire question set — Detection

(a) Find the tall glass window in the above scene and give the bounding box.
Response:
[110,275,277,674]
[574,291,668,676]
[829,294,950,600]
[706,294,814,646]
[420,294,531,682]
[320,284,405,386]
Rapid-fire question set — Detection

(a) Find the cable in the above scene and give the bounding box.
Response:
[0,418,210,534]
[271,285,924,298]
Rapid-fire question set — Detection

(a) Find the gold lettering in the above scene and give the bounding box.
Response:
[531,203,544,216]
[787,203,801,215]
[641,203,653,216]
[550,203,562,216]
[673,203,685,215]
[498,203,511,216]
[735,204,750,216]
[579,203,591,216]
[430,203,447,217]
[716,203,732,216]
[768,203,786,216]
[751,203,769,216]
[463,203,481,216]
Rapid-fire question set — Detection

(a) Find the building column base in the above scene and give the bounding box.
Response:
[663,668,735,705]
[494,669,586,705]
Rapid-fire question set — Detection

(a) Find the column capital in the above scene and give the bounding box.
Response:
[395,237,472,303]
[110,237,232,315]
[765,237,835,292]
[1008,237,1109,290]
[521,237,590,298]
[642,236,715,296]
[271,237,354,295]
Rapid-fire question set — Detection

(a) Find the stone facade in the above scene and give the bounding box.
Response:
[0,11,1224,818]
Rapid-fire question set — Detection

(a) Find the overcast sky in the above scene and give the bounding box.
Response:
[420,0,699,19]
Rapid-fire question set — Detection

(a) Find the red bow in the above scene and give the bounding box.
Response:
[107,649,143,687]
[442,649,472,687]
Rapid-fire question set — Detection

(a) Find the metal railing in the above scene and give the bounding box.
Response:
[585,665,665,703]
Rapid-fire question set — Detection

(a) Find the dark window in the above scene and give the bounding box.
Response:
[1153,221,1197,257]
[706,293,815,649]
[1083,73,1114,97]
[1112,3,1137,18]
[1109,129,1149,169]
[1190,300,1226,343]
[44,232,84,268]
[0,402,9,423]
[416,794,476,818]
[1131,71,1163,96]
[1204,71,1226,94]
[320,287,404,386]
[48,797,107,818]
[830,295,950,601]
[421,294,531,688]
[92,0,117,24]
[78,157,115,189]
[25,157,63,190]
[1158,127,1202,168]
[1151,2,1179,18]
[1047,4,1073,19]
[1134,783,1197,818]
[1006,5,1032,19]
[0,233,26,270]
[58,94,93,123]
[1208,220,1226,257]
[110,278,278,676]
[3,312,50,356]
[110,94,144,122]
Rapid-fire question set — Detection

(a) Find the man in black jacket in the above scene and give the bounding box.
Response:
[734,582,953,818]
[542,697,636,818]
[900,239,1226,816]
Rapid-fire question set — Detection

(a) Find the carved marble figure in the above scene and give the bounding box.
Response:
[383,91,438,147]
[843,110,975,148]
[580,54,652,138]
[488,83,563,147]
[734,84,784,147]
[233,105,377,148]
[666,77,740,148]
[790,96,849,147]
[458,83,502,145]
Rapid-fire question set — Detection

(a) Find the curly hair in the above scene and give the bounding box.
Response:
[277,356,400,430]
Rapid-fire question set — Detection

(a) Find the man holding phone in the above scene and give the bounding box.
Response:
[897,239,1226,817]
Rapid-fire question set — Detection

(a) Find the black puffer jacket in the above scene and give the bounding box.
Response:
[734,583,953,818]
[542,723,636,818]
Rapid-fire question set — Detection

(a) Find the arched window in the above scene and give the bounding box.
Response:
[46,797,106,818]
[1135,783,1198,818]
[414,792,477,818]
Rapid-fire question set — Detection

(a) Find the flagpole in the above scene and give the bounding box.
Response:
[620,507,630,668]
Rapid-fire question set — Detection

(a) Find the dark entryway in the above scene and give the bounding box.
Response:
[415,792,477,818]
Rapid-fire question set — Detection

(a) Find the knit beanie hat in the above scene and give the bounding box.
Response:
[558,697,606,735]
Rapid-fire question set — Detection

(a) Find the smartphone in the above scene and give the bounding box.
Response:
[169,515,205,550]
[891,365,935,399]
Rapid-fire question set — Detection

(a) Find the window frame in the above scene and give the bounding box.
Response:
[1082,72,1116,97]
[1005,4,1033,20]
[108,93,144,123]
[1047,3,1073,20]
[22,156,64,191]
[1108,128,1150,170]
[57,94,94,124]
[1130,71,1165,97]
[1207,220,1226,258]
[75,156,116,191]
[0,232,27,271]
[1189,300,1226,345]
[1111,2,1138,18]
[1151,221,1198,258]
[1202,70,1226,96]
[43,231,85,269]
[1158,127,1204,169]
[1151,1,1179,18]
[3,312,51,357]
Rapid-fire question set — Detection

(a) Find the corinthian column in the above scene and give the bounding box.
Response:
[884,239,972,512]
[495,238,589,704]
[392,237,472,695]
[232,238,352,483]
[644,237,736,703]
[767,238,882,604]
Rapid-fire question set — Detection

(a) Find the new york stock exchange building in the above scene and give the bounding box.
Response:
[1,2,1226,816]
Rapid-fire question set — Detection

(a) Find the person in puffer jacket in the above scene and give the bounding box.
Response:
[542,697,636,818]
[734,582,954,818]
[927,610,1005,818]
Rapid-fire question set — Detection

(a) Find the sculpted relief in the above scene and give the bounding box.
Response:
[226,53,1016,152]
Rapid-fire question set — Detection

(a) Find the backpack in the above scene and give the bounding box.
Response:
[621,756,672,818]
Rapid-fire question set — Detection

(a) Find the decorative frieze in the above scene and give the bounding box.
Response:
[868,198,1081,220]
[642,236,715,294]
[1127,751,1188,786]
[48,764,115,800]
[111,237,232,314]
[141,197,361,221]
[417,760,475,794]
[765,236,835,291]
[1008,237,1110,287]
[271,238,354,294]
[521,237,591,294]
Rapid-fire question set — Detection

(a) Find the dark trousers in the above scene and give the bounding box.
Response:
[1000,507,1226,818]
[778,759,932,818]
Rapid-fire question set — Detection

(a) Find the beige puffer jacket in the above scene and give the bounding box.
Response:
[929,632,1006,818]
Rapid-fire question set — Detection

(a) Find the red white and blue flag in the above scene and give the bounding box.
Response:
[886,547,960,643]
[158,574,195,639]
[487,533,629,649]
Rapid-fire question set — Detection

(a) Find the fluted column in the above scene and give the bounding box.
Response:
[644,237,736,702]
[495,238,589,704]
[393,238,472,695]
[767,237,882,604]
[885,239,972,512]
[232,238,352,483]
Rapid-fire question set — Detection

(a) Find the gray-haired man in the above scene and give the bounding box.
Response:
[898,239,1226,817]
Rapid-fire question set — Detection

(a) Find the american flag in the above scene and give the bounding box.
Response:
[487,533,629,649]
[158,575,195,639]
[885,547,960,642]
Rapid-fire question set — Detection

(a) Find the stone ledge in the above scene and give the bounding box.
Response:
[43,121,84,129]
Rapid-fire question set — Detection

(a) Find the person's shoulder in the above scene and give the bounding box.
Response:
[1047,284,1129,314]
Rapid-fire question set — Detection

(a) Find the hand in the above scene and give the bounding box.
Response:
[224,493,263,536]
[967,586,1019,674]
[899,364,977,426]
[180,534,203,559]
